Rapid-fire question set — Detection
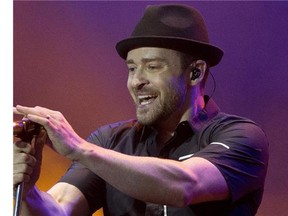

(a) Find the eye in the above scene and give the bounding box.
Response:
[127,65,137,73]
[148,65,157,70]
[146,63,162,72]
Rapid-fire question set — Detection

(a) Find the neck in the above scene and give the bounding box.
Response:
[155,90,205,148]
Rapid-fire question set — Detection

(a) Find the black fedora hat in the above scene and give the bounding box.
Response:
[116,4,223,67]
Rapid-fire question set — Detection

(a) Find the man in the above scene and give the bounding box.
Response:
[13,4,269,216]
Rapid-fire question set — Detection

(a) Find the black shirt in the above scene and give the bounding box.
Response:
[60,98,269,216]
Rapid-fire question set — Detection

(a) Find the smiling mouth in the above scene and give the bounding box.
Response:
[138,95,157,106]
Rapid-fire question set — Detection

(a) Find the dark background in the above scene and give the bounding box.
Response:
[14,1,288,215]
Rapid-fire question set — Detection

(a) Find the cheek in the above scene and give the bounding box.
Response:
[163,78,186,95]
[126,77,132,90]
[127,79,135,99]
[153,76,168,88]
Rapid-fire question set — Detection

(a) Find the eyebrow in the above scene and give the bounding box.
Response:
[126,57,166,64]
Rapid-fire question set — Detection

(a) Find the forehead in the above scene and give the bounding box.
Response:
[126,47,181,63]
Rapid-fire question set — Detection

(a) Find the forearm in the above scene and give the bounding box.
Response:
[69,142,196,207]
[20,186,66,216]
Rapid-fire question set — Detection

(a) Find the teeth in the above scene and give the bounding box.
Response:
[138,95,152,99]
[138,95,155,105]
[140,100,151,105]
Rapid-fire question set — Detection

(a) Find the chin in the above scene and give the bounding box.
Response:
[137,116,154,126]
[137,111,167,126]
[136,112,157,126]
[136,104,170,126]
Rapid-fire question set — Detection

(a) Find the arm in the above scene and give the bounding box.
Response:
[13,131,90,215]
[70,142,229,207]
[17,183,89,216]
[15,105,229,208]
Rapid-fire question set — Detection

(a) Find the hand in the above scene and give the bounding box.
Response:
[14,105,85,159]
[13,130,46,195]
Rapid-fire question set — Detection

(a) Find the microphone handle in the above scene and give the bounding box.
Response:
[14,182,24,216]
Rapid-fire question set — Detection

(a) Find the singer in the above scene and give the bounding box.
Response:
[13,4,269,216]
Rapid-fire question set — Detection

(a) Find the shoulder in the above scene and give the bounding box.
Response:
[86,119,141,146]
[196,111,269,160]
[212,112,257,126]
[210,112,269,147]
[201,112,269,169]
[97,119,139,132]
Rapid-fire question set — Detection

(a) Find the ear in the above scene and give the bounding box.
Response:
[189,60,207,86]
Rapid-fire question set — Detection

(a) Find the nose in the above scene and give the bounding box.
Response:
[129,69,149,90]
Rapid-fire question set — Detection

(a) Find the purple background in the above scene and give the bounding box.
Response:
[14,1,288,215]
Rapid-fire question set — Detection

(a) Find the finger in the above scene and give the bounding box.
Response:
[14,141,35,154]
[31,130,47,160]
[34,129,48,148]
[26,114,52,129]
[16,105,55,118]
[13,163,35,176]
[14,140,28,148]
[15,105,41,116]
[13,107,24,115]
[14,153,37,166]
[13,173,31,184]
[13,154,37,185]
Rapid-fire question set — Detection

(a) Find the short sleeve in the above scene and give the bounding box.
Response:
[59,162,105,214]
[58,129,109,214]
[194,119,269,202]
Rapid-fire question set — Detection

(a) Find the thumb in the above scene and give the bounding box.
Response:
[32,129,47,157]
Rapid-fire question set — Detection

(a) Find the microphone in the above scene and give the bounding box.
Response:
[13,119,43,216]
[13,119,42,142]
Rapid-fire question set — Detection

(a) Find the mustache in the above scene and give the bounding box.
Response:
[132,86,158,95]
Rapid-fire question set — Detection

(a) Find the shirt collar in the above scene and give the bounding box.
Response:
[139,96,220,141]
[189,96,220,132]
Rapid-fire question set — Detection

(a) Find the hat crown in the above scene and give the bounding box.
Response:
[116,4,223,67]
[131,4,209,43]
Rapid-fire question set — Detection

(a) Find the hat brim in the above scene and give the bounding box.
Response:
[116,36,224,67]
